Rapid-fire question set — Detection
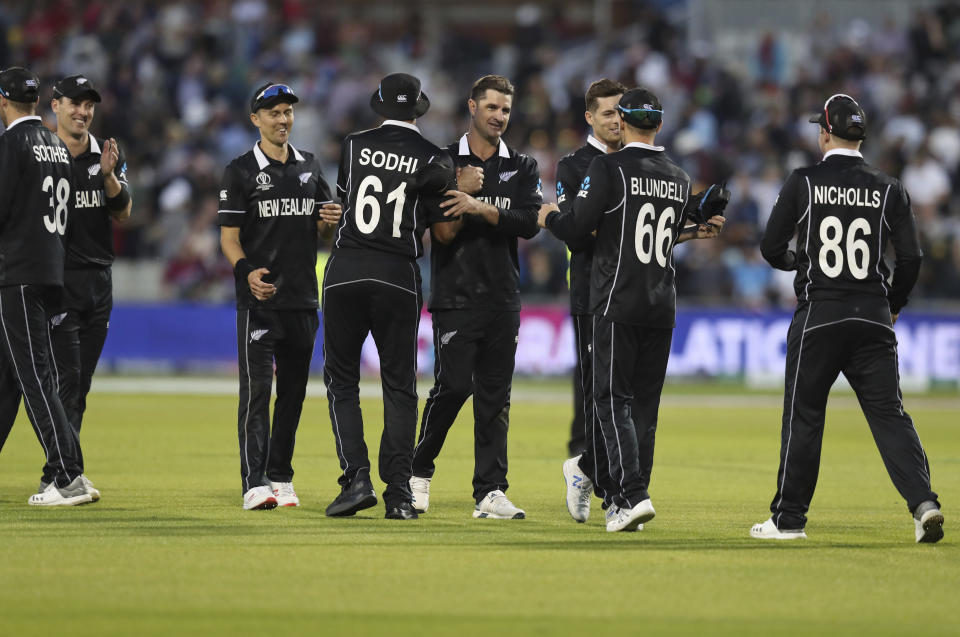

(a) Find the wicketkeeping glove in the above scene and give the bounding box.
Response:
[686,182,731,226]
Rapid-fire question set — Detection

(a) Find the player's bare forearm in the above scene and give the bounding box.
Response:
[441,190,499,225]
[220,227,245,267]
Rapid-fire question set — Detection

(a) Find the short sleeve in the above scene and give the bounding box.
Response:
[217,163,248,227]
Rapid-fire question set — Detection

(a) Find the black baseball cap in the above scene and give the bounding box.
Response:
[0,67,40,103]
[809,94,866,141]
[53,75,102,103]
[370,73,430,120]
[250,82,299,113]
[617,87,663,130]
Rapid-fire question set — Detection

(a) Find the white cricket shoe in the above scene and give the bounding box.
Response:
[80,475,100,502]
[562,455,593,523]
[749,518,807,540]
[606,499,655,532]
[914,501,944,544]
[473,490,525,519]
[28,477,93,506]
[410,476,431,513]
[604,505,642,532]
[270,481,300,507]
[243,486,278,510]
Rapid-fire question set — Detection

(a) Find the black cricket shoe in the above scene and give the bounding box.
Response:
[385,501,418,520]
[325,479,377,517]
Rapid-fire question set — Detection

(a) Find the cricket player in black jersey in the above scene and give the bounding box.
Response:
[41,75,131,488]
[323,73,453,520]
[218,82,341,510]
[0,67,97,506]
[555,79,631,522]
[750,94,943,543]
[538,88,726,532]
[410,75,541,519]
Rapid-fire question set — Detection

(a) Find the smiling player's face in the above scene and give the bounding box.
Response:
[251,103,294,148]
[586,94,623,149]
[469,90,512,145]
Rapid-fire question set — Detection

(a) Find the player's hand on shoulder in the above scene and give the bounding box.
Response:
[100,138,120,175]
[248,267,277,301]
[537,202,558,228]
[318,202,341,225]
[457,165,484,194]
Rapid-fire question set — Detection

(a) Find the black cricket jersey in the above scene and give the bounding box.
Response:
[557,135,607,315]
[545,142,691,328]
[65,134,128,269]
[333,120,449,260]
[218,142,332,310]
[0,116,74,287]
[429,134,541,311]
[761,149,922,314]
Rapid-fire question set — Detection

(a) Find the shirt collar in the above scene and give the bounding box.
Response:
[253,141,304,169]
[88,134,101,155]
[622,141,665,152]
[587,135,608,153]
[5,115,42,131]
[822,148,863,160]
[381,119,421,133]
[458,133,510,158]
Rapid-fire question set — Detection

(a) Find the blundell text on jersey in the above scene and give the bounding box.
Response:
[629,176,684,203]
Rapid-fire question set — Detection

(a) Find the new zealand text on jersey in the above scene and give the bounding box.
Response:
[33,144,70,164]
[813,186,881,208]
[75,189,104,209]
[358,147,419,174]
[478,195,511,208]
[257,197,316,218]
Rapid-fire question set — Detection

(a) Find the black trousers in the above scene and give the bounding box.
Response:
[43,266,112,481]
[571,314,649,507]
[0,284,82,488]
[770,300,939,529]
[236,307,318,494]
[591,315,672,510]
[322,254,422,506]
[413,309,520,502]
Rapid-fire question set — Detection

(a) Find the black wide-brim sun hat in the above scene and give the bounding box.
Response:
[370,73,430,120]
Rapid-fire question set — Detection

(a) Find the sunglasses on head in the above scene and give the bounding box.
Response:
[617,105,663,123]
[256,84,295,102]
[822,93,859,132]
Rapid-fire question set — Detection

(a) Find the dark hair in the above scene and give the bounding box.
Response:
[470,75,515,102]
[585,79,627,112]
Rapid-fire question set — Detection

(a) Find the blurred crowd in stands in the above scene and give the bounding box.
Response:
[2,0,960,308]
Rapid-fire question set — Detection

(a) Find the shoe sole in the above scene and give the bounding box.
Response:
[561,461,589,523]
[472,510,525,519]
[917,512,945,543]
[749,528,807,540]
[244,497,278,511]
[325,493,378,517]
[29,493,94,506]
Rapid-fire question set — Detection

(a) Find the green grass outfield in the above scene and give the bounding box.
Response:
[0,379,956,636]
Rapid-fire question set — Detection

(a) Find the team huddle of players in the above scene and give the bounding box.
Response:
[0,67,131,506]
[0,62,941,543]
